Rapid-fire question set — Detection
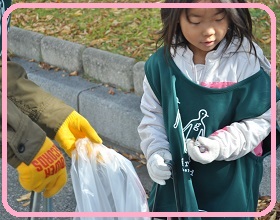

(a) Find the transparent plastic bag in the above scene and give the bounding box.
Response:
[70,138,149,220]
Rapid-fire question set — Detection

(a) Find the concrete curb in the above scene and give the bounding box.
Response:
[41,36,86,73]
[8,27,44,61]
[8,27,280,200]
[83,47,136,91]
[8,27,145,94]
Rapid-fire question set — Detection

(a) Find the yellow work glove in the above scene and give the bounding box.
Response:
[16,137,67,198]
[55,111,102,157]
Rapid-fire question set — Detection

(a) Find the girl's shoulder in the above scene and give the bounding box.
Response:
[145,47,172,70]
[147,47,166,61]
[217,37,270,79]
[223,37,266,59]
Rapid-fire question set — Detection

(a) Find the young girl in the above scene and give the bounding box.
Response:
[138,0,280,217]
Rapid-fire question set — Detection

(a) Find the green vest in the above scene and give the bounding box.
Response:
[145,47,280,219]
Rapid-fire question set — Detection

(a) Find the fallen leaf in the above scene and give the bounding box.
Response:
[22,201,31,207]
[90,38,105,46]
[45,15,54,21]
[105,29,111,35]
[69,71,78,76]
[61,25,71,34]
[136,164,144,168]
[259,37,271,44]
[108,88,115,95]
[39,62,51,70]
[74,10,83,16]
[268,211,276,220]
[139,159,146,165]
[16,192,31,202]
[111,20,120,27]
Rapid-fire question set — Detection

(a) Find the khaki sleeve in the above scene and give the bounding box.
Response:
[0,59,73,139]
[0,94,46,168]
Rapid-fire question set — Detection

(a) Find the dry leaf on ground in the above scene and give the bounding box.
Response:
[16,192,31,202]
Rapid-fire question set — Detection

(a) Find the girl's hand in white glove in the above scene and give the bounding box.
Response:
[186,137,220,164]
[147,149,172,185]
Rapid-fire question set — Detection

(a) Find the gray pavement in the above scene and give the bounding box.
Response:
[2,26,280,219]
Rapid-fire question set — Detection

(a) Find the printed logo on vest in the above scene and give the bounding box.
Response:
[183,109,209,147]
[173,102,210,176]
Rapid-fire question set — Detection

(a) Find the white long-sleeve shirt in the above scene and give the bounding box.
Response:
[138,38,273,161]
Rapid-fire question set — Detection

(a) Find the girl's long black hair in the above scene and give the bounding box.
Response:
[157,0,256,57]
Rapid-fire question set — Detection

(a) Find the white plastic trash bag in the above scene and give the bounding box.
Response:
[70,138,149,219]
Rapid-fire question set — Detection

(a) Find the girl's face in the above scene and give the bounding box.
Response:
[179,1,229,63]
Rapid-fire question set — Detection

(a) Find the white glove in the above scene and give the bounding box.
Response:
[186,137,220,164]
[147,149,172,185]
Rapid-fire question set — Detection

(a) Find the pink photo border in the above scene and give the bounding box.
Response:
[2,2,277,218]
